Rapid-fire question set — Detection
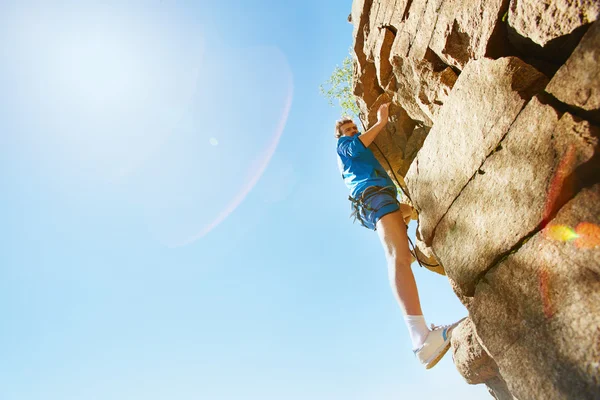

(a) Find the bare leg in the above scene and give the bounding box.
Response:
[376,210,423,316]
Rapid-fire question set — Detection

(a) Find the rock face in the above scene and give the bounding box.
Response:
[471,185,600,397]
[406,57,548,245]
[432,98,598,297]
[507,0,599,63]
[508,0,599,47]
[546,20,600,123]
[350,0,600,397]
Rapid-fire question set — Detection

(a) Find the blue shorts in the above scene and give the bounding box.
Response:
[351,186,400,231]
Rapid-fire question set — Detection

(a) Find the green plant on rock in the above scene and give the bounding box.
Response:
[319,54,361,121]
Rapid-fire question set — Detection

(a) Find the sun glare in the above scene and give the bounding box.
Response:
[7,4,203,182]
[5,4,293,246]
[52,27,148,110]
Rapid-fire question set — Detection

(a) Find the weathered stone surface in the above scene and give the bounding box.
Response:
[506,0,599,65]
[433,98,599,296]
[428,0,510,70]
[470,185,600,399]
[546,20,600,122]
[413,51,459,123]
[363,94,416,190]
[354,59,383,114]
[449,276,473,308]
[349,2,600,397]
[375,27,396,89]
[353,0,471,127]
[390,0,432,59]
[452,320,516,399]
[485,376,515,400]
[386,0,507,67]
[351,0,373,53]
[359,1,410,102]
[386,0,510,121]
[544,182,600,275]
[452,318,499,384]
[390,54,457,126]
[352,0,383,116]
[405,57,548,246]
[414,231,435,258]
[508,0,600,48]
[403,124,430,167]
[387,0,462,124]
[364,0,409,60]
[400,0,444,61]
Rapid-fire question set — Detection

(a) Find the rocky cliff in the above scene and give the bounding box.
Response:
[349,1,600,398]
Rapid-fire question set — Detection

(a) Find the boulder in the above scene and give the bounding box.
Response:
[451,318,499,385]
[405,57,548,246]
[507,0,599,65]
[546,20,600,123]
[433,98,599,296]
[470,186,600,399]
[508,0,599,51]
[428,0,511,70]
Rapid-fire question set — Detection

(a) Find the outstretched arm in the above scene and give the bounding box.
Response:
[358,103,389,148]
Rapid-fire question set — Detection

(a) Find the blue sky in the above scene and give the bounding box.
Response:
[0,1,489,399]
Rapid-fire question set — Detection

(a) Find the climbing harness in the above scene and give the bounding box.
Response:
[348,185,398,229]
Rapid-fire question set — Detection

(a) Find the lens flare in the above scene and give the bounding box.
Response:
[545,224,579,242]
[129,45,294,247]
[2,3,203,183]
[540,143,599,249]
[574,222,600,249]
[544,222,600,249]
[542,146,576,227]
[4,4,294,247]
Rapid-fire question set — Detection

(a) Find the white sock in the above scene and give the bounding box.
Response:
[404,315,430,350]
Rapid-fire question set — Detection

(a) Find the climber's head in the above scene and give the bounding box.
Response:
[335,117,359,139]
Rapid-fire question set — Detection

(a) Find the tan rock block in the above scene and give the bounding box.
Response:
[546,20,600,120]
[432,99,599,296]
[375,27,396,89]
[363,95,416,188]
[468,185,600,399]
[352,0,384,112]
[449,276,473,308]
[391,0,431,58]
[353,60,383,112]
[388,53,458,126]
[404,0,444,61]
[485,376,515,400]
[546,184,600,275]
[508,0,599,48]
[364,0,410,59]
[405,57,548,245]
[427,0,510,70]
[403,124,430,168]
[489,299,600,399]
[350,0,370,36]
[414,50,459,122]
[364,0,461,125]
[451,318,500,384]
[390,56,435,126]
[363,0,384,60]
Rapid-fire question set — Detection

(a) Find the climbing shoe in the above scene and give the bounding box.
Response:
[414,318,466,369]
